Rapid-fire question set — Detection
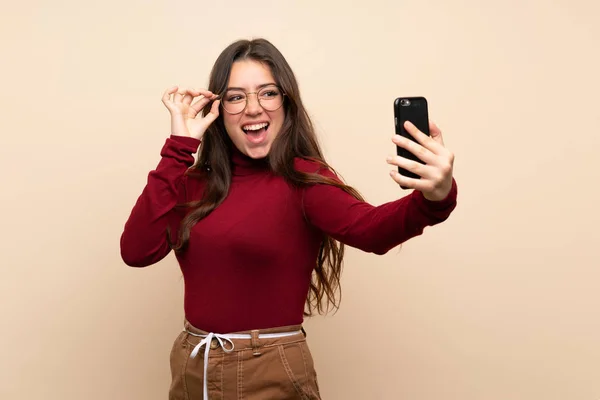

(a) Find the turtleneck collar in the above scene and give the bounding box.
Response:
[230,145,270,176]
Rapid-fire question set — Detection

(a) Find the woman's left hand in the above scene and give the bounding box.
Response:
[387,121,455,201]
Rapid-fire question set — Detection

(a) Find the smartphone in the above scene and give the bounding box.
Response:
[393,96,430,188]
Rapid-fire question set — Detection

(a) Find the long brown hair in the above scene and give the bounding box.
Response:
[168,38,364,316]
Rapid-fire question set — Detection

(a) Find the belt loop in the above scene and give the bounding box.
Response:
[251,329,261,356]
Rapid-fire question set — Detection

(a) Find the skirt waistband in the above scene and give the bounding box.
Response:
[181,319,305,400]
[183,319,304,336]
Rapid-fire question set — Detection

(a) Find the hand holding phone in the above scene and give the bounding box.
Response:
[393,96,431,189]
[388,97,455,200]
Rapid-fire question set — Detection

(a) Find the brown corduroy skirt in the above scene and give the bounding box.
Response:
[168,320,322,399]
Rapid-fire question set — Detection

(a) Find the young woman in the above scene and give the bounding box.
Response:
[120,38,457,400]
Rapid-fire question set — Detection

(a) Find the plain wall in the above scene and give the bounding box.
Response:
[1,0,599,399]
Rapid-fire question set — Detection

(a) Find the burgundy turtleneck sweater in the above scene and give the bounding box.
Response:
[120,135,458,333]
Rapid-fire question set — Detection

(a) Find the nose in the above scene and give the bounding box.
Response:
[244,93,263,116]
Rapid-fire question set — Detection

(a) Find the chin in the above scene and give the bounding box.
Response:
[243,144,271,159]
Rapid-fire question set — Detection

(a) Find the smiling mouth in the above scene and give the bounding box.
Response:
[242,122,270,144]
[242,122,269,134]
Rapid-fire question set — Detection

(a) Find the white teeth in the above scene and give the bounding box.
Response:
[242,122,268,131]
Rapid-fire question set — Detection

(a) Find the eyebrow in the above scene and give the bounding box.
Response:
[225,82,278,92]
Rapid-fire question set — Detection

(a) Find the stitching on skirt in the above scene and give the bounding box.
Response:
[237,350,244,400]
[299,342,319,399]
[278,344,309,400]
[182,333,192,400]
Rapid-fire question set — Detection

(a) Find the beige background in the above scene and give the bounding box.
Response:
[1,0,599,399]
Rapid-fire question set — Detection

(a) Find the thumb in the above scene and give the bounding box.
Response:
[204,99,220,124]
[429,121,444,146]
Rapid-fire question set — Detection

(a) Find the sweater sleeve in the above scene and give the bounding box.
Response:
[298,160,458,255]
[120,135,201,267]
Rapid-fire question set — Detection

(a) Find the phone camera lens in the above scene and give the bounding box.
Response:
[400,99,411,106]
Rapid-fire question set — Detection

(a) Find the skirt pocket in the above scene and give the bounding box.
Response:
[168,331,190,400]
[278,342,321,400]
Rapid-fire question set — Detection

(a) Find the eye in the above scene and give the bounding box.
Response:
[226,93,245,103]
[260,88,280,98]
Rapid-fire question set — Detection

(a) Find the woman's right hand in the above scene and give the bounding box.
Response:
[161,86,221,141]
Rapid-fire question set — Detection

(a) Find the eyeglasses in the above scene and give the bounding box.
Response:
[220,84,285,115]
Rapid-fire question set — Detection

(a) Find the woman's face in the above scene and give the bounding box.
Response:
[221,60,285,159]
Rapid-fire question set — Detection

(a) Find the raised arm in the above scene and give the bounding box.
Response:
[120,136,200,266]
[300,120,458,254]
[299,161,457,254]
[120,86,220,267]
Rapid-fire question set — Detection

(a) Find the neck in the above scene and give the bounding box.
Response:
[231,145,270,176]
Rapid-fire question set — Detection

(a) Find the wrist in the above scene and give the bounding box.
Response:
[169,134,202,147]
[423,181,453,202]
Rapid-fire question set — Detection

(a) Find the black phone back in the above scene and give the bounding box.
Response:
[394,96,430,182]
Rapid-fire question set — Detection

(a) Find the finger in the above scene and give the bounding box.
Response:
[189,88,216,100]
[386,155,432,179]
[404,121,444,155]
[189,95,211,116]
[392,135,436,164]
[204,99,220,123]
[422,121,454,164]
[174,87,189,103]
[182,89,200,106]
[389,169,431,192]
[162,86,178,109]
[196,88,216,98]
[429,121,445,146]
[162,86,178,102]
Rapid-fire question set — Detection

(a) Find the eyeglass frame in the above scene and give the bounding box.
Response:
[218,84,287,115]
